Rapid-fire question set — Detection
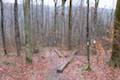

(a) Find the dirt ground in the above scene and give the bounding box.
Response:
[0,47,120,80]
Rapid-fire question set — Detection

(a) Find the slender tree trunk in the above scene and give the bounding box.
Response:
[68,0,72,50]
[109,0,120,68]
[54,1,57,46]
[62,0,65,16]
[78,0,84,45]
[86,0,91,70]
[41,0,44,45]
[93,0,99,39]
[24,0,32,64]
[0,0,7,55]
[14,0,21,56]
[61,0,66,48]
[36,0,39,43]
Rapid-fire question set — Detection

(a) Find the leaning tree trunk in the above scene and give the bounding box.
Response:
[68,0,72,50]
[24,0,32,64]
[14,0,21,56]
[109,0,120,68]
[0,0,7,55]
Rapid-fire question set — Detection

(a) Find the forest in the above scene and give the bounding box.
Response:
[0,0,120,80]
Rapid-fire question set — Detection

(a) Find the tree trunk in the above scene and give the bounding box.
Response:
[24,0,32,64]
[86,0,91,71]
[109,0,120,68]
[68,0,72,50]
[61,0,66,48]
[14,0,21,56]
[93,0,99,39]
[0,0,7,55]
[53,0,57,46]
[41,0,44,45]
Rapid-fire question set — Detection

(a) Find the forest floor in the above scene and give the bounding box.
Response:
[0,47,120,80]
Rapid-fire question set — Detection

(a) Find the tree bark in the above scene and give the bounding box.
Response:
[14,0,21,56]
[24,0,32,64]
[110,0,120,68]
[93,0,99,38]
[41,0,44,45]
[0,0,7,55]
[68,0,72,50]
[53,0,57,46]
[86,0,91,70]
[61,0,66,48]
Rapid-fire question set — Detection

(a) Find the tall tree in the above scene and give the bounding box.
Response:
[61,0,66,15]
[86,0,91,70]
[94,0,99,23]
[68,0,72,50]
[109,0,120,68]
[41,0,44,44]
[14,0,21,56]
[53,0,58,46]
[93,0,99,38]
[0,0,7,55]
[61,0,66,48]
[24,0,32,64]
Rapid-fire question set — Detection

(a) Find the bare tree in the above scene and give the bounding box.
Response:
[41,0,44,45]
[0,0,7,55]
[24,0,32,64]
[14,0,21,56]
[62,0,66,15]
[93,0,99,39]
[109,0,120,68]
[61,0,67,48]
[86,0,91,70]
[53,0,58,46]
[68,0,72,50]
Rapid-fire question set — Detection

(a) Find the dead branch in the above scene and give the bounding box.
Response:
[57,49,78,73]
[54,48,64,58]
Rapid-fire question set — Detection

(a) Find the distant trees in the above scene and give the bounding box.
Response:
[68,0,72,50]
[14,0,21,56]
[32,0,40,53]
[0,0,7,55]
[24,0,32,64]
[109,0,120,68]
[79,0,85,46]
[0,0,116,64]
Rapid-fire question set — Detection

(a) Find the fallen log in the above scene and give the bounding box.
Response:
[57,49,78,73]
